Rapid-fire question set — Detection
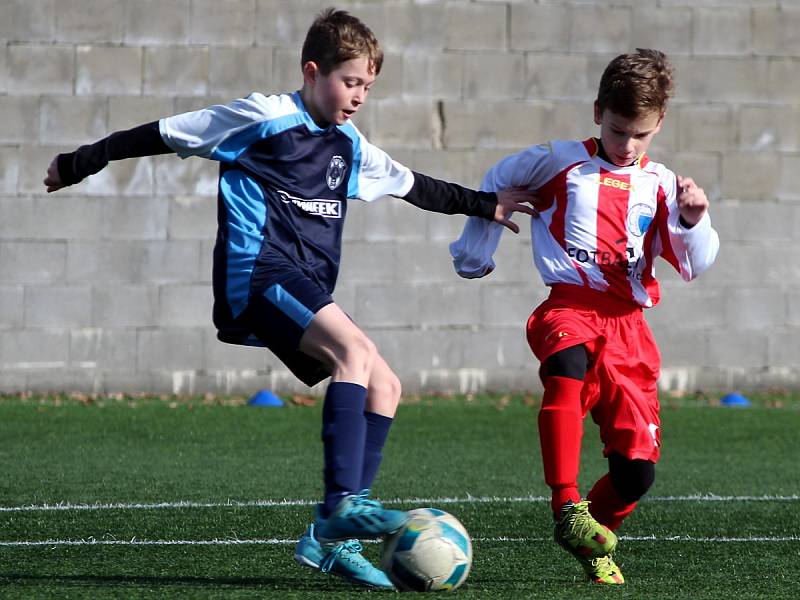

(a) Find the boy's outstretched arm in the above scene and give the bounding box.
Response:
[402,171,537,234]
[43,122,172,192]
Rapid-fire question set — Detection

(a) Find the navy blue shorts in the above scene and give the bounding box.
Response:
[221,270,334,387]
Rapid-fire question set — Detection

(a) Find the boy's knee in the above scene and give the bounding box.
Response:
[337,333,377,373]
[609,453,655,502]
[543,344,589,381]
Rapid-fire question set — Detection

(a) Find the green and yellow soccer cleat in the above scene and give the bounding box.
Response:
[554,500,617,559]
[583,554,625,584]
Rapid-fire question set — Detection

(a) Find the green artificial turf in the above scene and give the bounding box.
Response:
[0,394,798,598]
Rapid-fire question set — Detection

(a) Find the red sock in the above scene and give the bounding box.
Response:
[587,473,637,531]
[538,375,585,517]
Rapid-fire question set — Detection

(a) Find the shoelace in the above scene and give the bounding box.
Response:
[563,502,597,539]
[352,489,382,511]
[320,540,364,573]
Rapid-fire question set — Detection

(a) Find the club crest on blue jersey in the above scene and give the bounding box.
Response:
[277,190,342,218]
[326,155,347,190]
[626,203,655,237]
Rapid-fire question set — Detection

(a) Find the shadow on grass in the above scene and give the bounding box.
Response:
[0,572,345,592]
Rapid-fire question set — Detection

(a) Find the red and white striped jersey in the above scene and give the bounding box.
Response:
[450,138,719,308]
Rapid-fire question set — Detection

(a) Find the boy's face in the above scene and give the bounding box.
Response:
[593,104,664,167]
[302,56,375,127]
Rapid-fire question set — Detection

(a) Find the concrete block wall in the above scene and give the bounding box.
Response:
[1,0,799,395]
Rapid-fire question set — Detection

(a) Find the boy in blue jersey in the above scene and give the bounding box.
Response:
[44,7,536,590]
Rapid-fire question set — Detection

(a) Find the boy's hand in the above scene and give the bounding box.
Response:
[676,176,708,227]
[43,157,67,193]
[494,188,540,234]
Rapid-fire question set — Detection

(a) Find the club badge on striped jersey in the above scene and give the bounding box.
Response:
[326,155,347,190]
[626,203,655,237]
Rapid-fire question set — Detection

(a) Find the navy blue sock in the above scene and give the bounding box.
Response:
[320,382,367,518]
[360,412,393,491]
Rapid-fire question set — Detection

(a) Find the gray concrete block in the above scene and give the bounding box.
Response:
[443,2,507,51]
[24,285,92,328]
[337,241,396,284]
[3,191,105,243]
[76,45,143,96]
[369,99,435,149]
[479,282,541,327]
[368,52,404,102]
[767,58,800,103]
[66,241,202,284]
[694,8,752,55]
[209,47,273,97]
[464,52,526,101]
[124,0,190,45]
[397,240,469,284]
[510,2,569,52]
[358,198,428,243]
[631,7,692,55]
[460,327,532,371]
[0,242,67,284]
[158,284,213,327]
[723,286,787,331]
[202,329,270,371]
[7,45,74,95]
[137,328,205,371]
[168,195,218,240]
[570,6,631,53]
[0,330,69,369]
[654,328,709,370]
[673,56,768,104]
[677,105,733,153]
[383,2,445,51]
[645,285,727,331]
[99,196,169,240]
[154,156,219,197]
[443,101,548,150]
[40,97,108,145]
[753,7,800,56]
[417,281,482,327]
[0,96,40,144]
[82,157,156,198]
[408,150,472,193]
[199,239,215,285]
[109,97,176,131]
[721,152,780,200]
[525,54,593,102]
[354,283,419,328]
[270,48,303,96]
[0,0,56,42]
[0,148,19,194]
[778,155,800,202]
[657,151,721,200]
[738,106,800,153]
[144,47,209,96]
[706,330,768,369]
[0,286,24,329]
[402,52,463,100]
[255,0,327,47]
[70,328,138,370]
[55,0,125,43]
[93,285,158,327]
[191,0,256,45]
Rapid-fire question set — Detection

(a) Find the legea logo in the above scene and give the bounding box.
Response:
[277,190,342,218]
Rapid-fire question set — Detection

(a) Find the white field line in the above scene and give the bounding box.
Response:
[2,534,799,548]
[0,493,797,513]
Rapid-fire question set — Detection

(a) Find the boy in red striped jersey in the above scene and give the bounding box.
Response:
[450,49,719,584]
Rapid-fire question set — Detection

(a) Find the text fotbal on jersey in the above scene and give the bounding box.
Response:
[277,190,342,218]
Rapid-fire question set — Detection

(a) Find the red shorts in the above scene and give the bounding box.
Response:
[526,285,662,462]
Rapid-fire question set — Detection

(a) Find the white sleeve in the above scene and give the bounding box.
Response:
[158,93,296,159]
[666,209,720,281]
[449,143,557,279]
[350,130,414,201]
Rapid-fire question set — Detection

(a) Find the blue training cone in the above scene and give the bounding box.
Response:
[720,392,751,407]
[248,389,285,407]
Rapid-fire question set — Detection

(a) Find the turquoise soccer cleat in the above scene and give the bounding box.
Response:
[314,489,408,543]
[294,523,395,589]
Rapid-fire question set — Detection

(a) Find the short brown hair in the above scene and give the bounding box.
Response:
[301,7,383,76]
[596,49,674,118]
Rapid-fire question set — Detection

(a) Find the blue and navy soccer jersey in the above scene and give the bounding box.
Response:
[159,91,414,345]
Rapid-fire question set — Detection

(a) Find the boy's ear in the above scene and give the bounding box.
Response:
[302,61,320,86]
[593,101,602,125]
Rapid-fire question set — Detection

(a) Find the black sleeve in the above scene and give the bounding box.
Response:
[56,121,173,186]
[402,171,497,220]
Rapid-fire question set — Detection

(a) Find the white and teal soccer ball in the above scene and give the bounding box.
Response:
[381,508,472,592]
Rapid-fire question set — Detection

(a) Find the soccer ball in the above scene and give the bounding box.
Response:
[381,508,472,592]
